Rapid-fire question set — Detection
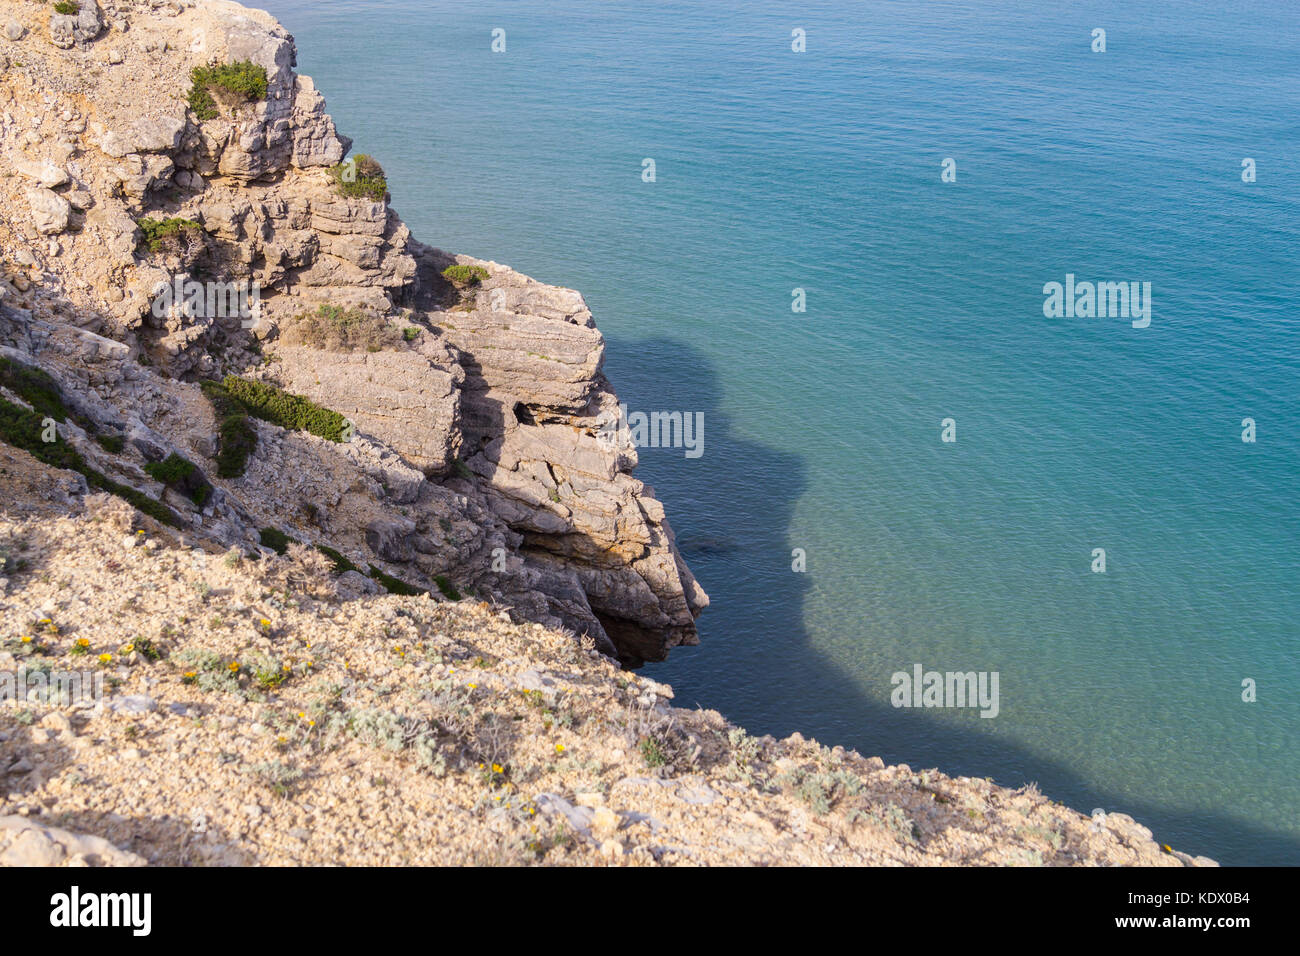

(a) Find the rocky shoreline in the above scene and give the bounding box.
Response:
[0,0,1212,866]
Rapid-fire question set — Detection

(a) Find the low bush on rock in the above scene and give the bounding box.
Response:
[137,217,204,255]
[0,355,73,423]
[441,264,489,288]
[144,452,212,507]
[188,60,269,121]
[221,376,351,443]
[199,380,258,479]
[329,153,388,202]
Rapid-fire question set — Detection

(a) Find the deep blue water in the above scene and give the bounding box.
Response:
[260,0,1300,865]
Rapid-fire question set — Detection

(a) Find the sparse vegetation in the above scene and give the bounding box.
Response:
[52,1,81,15]
[188,60,269,121]
[281,304,404,352]
[249,760,302,798]
[778,764,865,816]
[0,395,182,528]
[639,736,666,768]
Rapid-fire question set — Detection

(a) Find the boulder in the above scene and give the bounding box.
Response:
[25,187,70,235]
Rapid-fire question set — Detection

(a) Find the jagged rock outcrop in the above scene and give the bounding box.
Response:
[0,0,705,663]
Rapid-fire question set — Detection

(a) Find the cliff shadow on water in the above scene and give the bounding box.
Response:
[619,335,1295,867]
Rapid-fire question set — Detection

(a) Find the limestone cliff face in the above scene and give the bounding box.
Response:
[0,0,706,663]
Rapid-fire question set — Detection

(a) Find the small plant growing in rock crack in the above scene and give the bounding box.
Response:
[53,2,82,15]
[124,636,163,662]
[639,736,667,768]
[249,760,303,798]
[249,653,291,690]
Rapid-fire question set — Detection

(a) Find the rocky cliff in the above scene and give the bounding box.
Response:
[0,0,1213,868]
[0,0,706,666]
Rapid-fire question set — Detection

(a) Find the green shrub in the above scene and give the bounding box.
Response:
[281,304,403,352]
[441,264,489,288]
[53,1,80,15]
[221,377,350,443]
[94,433,126,454]
[144,453,195,485]
[403,326,421,342]
[329,153,388,201]
[199,380,258,478]
[316,545,360,575]
[434,575,461,601]
[368,564,424,597]
[259,526,294,555]
[137,217,204,254]
[144,452,211,506]
[0,356,73,423]
[188,60,269,121]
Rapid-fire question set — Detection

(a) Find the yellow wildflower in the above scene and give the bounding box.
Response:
[555,743,566,754]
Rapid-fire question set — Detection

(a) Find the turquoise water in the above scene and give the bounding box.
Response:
[261,0,1300,864]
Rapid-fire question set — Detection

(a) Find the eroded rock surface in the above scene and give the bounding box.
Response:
[0,0,705,663]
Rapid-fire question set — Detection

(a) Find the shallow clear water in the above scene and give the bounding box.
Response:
[261,0,1300,864]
